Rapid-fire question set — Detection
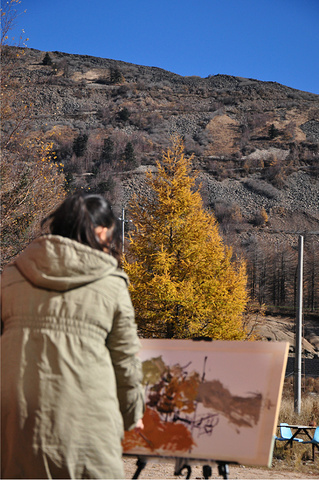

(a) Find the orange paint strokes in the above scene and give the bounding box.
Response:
[123,406,196,454]
[146,364,200,416]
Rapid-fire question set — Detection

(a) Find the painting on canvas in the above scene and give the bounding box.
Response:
[123,339,288,467]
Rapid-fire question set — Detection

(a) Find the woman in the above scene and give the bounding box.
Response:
[1,193,144,479]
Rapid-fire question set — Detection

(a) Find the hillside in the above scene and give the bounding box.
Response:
[2,46,319,349]
[3,47,318,213]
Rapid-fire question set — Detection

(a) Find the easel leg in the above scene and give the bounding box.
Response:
[132,457,147,479]
[203,464,212,479]
[174,458,192,479]
[217,462,229,479]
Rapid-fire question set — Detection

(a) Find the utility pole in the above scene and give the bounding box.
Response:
[119,208,132,253]
[121,208,125,253]
[294,235,303,414]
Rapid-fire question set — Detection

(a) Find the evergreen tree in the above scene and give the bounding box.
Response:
[124,138,248,339]
[73,133,88,157]
[123,141,137,168]
[42,52,53,66]
[118,107,131,123]
[268,123,280,139]
[101,137,114,164]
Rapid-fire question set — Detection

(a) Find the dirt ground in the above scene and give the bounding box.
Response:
[123,457,318,479]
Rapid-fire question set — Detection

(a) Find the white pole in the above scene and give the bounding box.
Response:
[294,235,303,414]
[122,208,125,253]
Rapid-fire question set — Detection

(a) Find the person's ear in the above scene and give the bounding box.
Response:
[95,226,108,243]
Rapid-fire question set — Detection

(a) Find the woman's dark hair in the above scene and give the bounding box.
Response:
[42,193,122,263]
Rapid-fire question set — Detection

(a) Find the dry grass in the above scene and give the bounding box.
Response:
[279,377,319,424]
[273,377,319,474]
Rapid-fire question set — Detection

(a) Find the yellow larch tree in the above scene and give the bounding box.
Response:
[124,138,248,339]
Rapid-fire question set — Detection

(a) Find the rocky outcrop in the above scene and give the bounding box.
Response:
[250,315,319,359]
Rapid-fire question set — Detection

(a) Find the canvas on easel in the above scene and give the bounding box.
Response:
[123,339,288,467]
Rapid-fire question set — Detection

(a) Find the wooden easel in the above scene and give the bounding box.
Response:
[131,455,235,479]
[123,339,289,478]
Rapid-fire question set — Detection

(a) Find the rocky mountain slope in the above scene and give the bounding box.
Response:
[2,46,319,353]
[4,47,318,223]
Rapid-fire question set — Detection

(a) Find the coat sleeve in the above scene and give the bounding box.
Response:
[106,280,145,431]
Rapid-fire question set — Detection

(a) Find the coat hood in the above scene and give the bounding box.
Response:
[14,235,127,291]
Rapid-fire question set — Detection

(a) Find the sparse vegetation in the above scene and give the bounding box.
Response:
[273,379,319,471]
[280,377,319,424]
[0,2,66,268]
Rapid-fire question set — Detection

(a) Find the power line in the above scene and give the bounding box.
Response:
[259,230,319,235]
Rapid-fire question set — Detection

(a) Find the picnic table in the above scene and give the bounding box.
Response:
[277,424,316,449]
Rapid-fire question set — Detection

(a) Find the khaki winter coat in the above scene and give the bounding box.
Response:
[1,235,144,479]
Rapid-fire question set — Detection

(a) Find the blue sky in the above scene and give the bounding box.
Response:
[6,0,319,94]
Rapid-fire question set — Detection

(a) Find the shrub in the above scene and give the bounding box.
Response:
[250,208,269,227]
[213,200,243,225]
[109,67,125,84]
[42,52,53,66]
[263,158,288,188]
[244,178,280,199]
[117,107,131,122]
[95,177,115,194]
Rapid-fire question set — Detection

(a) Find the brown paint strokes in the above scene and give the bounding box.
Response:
[196,380,262,428]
